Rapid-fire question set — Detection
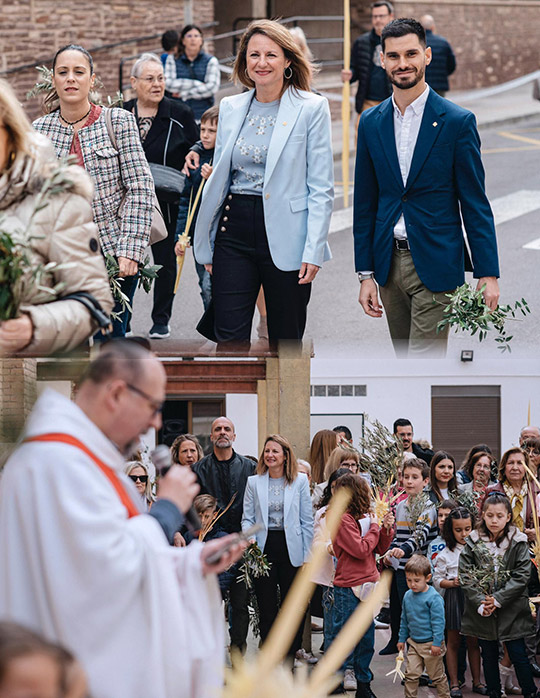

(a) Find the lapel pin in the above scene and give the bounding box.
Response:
[432,121,438,127]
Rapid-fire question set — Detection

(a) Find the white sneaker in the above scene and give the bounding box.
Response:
[295,649,319,664]
[344,668,357,691]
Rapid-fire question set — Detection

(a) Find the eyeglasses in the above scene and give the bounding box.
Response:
[137,76,165,84]
[342,462,359,471]
[125,383,164,416]
[129,474,148,484]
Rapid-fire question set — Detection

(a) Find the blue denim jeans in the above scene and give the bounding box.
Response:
[478,638,536,695]
[195,259,212,311]
[333,586,375,683]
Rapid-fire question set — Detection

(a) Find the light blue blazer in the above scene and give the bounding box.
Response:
[242,472,314,568]
[194,87,334,271]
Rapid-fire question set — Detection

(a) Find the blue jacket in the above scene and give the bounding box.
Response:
[425,30,456,92]
[194,87,334,271]
[353,88,499,292]
[242,472,314,567]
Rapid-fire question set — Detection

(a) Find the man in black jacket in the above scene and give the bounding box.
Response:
[420,15,456,97]
[393,418,434,464]
[192,417,256,654]
[341,1,394,125]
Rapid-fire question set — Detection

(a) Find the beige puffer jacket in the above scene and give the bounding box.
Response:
[0,134,113,354]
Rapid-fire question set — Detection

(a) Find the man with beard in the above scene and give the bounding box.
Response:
[192,417,255,655]
[353,18,499,357]
[0,340,245,698]
[393,418,433,463]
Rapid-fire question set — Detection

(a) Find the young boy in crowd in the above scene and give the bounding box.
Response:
[175,105,218,311]
[380,458,438,654]
[184,494,235,598]
[398,555,450,698]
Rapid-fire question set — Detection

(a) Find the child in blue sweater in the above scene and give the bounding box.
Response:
[398,555,450,698]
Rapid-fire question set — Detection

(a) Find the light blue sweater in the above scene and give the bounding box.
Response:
[399,585,446,646]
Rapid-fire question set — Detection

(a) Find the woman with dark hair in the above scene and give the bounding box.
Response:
[164,24,220,121]
[427,451,459,504]
[32,44,154,337]
[331,473,395,696]
[242,434,313,656]
[522,438,540,478]
[0,77,112,355]
[193,19,333,345]
[457,444,494,485]
[123,52,198,339]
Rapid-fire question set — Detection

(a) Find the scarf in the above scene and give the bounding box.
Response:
[503,480,528,531]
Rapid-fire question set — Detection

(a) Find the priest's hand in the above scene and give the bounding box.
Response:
[200,535,248,576]
[157,465,199,514]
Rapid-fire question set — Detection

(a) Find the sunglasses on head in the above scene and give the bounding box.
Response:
[129,474,148,484]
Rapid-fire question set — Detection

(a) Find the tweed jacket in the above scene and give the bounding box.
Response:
[33,107,154,264]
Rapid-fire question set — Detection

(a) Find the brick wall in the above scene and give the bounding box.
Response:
[0,359,37,451]
[0,0,215,119]
[351,0,540,90]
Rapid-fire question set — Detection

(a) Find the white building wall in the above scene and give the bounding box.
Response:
[310,358,540,451]
[225,393,259,457]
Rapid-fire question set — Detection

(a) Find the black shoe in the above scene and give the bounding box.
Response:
[356,682,377,698]
[530,662,540,678]
[330,684,346,695]
[148,324,171,339]
[379,643,398,655]
[419,674,431,687]
[375,607,391,625]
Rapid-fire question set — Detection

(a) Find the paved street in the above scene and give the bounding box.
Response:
[239,619,540,697]
[130,117,540,361]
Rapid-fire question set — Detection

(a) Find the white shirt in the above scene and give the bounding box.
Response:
[0,389,224,698]
[392,85,430,240]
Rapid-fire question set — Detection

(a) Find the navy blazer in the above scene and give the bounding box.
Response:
[353,88,500,292]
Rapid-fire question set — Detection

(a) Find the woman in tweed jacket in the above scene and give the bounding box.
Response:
[33,44,154,336]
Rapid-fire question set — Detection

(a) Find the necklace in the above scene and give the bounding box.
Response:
[59,105,92,127]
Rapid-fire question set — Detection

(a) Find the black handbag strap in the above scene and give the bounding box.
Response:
[60,292,112,337]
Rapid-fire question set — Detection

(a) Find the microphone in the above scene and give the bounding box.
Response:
[150,445,201,534]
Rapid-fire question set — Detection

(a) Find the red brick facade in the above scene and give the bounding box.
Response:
[0,0,214,119]
[351,0,540,90]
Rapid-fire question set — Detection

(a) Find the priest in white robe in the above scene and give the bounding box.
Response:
[0,341,244,698]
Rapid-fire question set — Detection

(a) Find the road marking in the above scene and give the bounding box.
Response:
[491,190,540,226]
[483,145,540,154]
[497,130,540,146]
[329,190,540,242]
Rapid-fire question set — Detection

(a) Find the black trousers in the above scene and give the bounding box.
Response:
[478,638,536,695]
[228,569,250,653]
[212,194,311,343]
[151,200,179,326]
[253,530,304,657]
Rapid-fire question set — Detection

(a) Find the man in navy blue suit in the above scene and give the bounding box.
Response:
[353,18,500,357]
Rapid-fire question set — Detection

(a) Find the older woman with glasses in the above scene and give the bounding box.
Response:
[123,53,198,339]
[124,461,155,511]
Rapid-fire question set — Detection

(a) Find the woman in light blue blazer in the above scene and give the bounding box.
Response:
[194,20,334,345]
[242,434,314,656]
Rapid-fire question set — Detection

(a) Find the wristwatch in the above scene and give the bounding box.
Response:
[357,272,374,282]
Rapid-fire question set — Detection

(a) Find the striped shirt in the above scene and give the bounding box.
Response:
[390,496,438,570]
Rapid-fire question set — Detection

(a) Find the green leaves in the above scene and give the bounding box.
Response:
[458,540,510,594]
[436,283,531,353]
[104,255,162,321]
[357,415,404,490]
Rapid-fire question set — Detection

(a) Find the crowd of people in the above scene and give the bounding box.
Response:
[1,7,490,357]
[0,334,539,698]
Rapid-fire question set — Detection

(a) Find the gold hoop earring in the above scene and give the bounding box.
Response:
[284,65,293,79]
